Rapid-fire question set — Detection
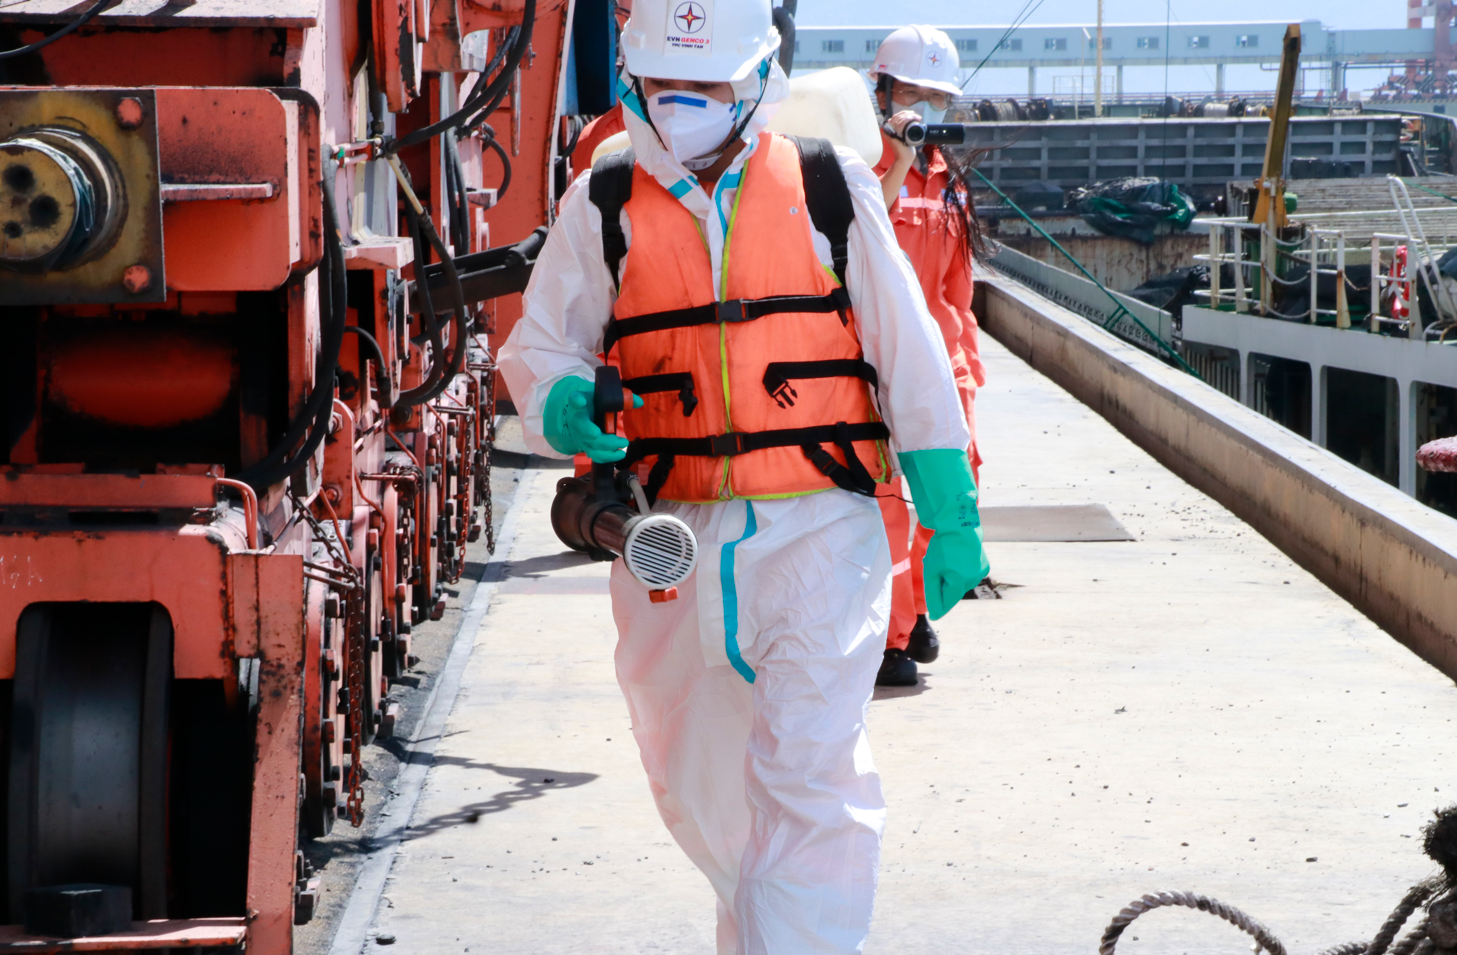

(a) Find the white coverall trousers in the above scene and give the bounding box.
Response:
[609,490,891,955]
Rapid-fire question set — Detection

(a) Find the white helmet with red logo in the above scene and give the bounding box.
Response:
[622,0,780,83]
[868,25,962,97]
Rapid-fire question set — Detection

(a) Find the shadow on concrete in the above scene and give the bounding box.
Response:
[491,449,575,470]
[402,758,600,838]
[873,676,933,701]
[496,551,598,578]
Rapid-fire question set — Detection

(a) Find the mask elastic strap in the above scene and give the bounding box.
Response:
[708,59,770,164]
[630,75,672,154]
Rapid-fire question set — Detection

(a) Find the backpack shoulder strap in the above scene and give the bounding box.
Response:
[786,135,855,287]
[588,147,637,289]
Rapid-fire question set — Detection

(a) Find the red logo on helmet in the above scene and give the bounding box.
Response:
[928,52,940,66]
[673,1,706,33]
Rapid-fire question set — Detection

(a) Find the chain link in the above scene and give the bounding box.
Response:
[482,362,497,554]
[344,585,367,827]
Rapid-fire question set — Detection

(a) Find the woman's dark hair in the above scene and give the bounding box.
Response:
[939,149,993,264]
[875,74,992,265]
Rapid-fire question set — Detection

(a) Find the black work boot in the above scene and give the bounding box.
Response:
[876,648,918,687]
[907,614,939,663]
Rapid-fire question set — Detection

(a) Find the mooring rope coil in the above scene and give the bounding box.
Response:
[1316,943,1371,955]
[1099,881,1444,955]
[1390,921,1432,955]
[1099,891,1289,955]
[1367,883,1439,955]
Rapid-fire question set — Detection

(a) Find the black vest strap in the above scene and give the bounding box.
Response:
[603,286,852,355]
[761,359,879,408]
[801,421,879,496]
[623,421,888,499]
[586,135,857,313]
[623,372,698,416]
[642,453,675,506]
[624,420,887,461]
[785,135,854,287]
[587,147,636,289]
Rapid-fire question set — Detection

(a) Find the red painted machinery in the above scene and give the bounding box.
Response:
[0,0,609,950]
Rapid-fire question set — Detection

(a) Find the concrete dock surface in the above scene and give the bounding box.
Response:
[362,336,1457,955]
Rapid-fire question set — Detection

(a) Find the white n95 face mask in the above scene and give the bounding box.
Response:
[645,89,742,170]
[909,100,947,125]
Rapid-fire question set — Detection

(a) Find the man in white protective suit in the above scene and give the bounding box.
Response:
[498,0,990,950]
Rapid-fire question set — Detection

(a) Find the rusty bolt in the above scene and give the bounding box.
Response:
[323,485,342,504]
[115,98,145,130]
[122,264,151,293]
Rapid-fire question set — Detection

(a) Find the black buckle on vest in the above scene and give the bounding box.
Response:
[710,432,748,456]
[715,300,746,324]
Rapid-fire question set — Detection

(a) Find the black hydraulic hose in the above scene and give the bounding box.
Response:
[235,163,349,492]
[453,32,531,148]
[560,117,584,160]
[383,5,533,155]
[398,204,447,401]
[0,0,121,60]
[343,326,396,409]
[445,130,471,254]
[476,25,519,85]
[396,210,470,407]
[482,133,513,201]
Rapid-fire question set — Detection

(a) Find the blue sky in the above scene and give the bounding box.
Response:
[795,1,1410,96]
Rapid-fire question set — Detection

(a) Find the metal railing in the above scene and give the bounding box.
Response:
[1194,179,1457,334]
[1195,217,1352,324]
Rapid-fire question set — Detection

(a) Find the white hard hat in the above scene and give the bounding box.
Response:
[621,0,780,83]
[868,25,962,97]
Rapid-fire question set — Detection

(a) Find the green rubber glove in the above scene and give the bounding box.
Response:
[542,375,643,462]
[900,448,990,621]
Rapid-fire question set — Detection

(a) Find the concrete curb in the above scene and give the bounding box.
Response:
[977,273,1457,681]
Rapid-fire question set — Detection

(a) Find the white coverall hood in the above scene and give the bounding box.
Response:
[617,55,790,182]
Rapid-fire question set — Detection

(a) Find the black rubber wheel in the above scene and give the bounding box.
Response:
[168,679,252,917]
[8,603,171,921]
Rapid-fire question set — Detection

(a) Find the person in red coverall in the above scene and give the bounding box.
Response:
[572,105,626,172]
[868,25,989,687]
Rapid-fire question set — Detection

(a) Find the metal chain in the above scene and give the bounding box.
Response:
[290,491,367,826]
[343,585,367,827]
[1099,891,1287,955]
[482,361,497,554]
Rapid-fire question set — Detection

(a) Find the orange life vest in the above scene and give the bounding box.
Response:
[602,133,888,504]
